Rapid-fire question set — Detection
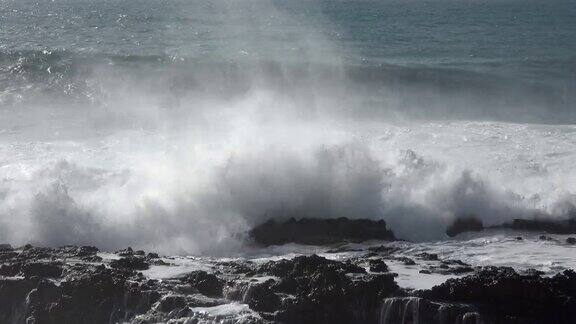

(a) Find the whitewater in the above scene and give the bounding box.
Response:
[1,0,575,256]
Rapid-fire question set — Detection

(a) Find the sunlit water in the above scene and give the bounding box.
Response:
[0,0,575,256]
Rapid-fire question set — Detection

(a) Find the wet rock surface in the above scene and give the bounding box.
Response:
[446,216,484,237]
[249,217,395,246]
[0,242,575,323]
[445,217,576,237]
[419,266,576,323]
[498,218,576,234]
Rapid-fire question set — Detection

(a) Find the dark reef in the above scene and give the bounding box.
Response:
[445,216,576,237]
[420,267,576,323]
[1,230,575,323]
[446,216,484,237]
[500,218,576,234]
[249,217,395,246]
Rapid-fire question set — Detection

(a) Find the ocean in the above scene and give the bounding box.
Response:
[0,0,575,253]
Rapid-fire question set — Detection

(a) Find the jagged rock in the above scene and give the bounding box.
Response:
[0,277,37,323]
[367,245,397,254]
[256,255,399,323]
[75,246,99,256]
[446,217,483,237]
[325,246,363,253]
[500,218,576,234]
[395,257,416,266]
[420,267,576,323]
[369,259,389,273]
[147,252,159,259]
[449,266,474,274]
[110,257,150,270]
[158,295,186,312]
[184,271,223,297]
[0,265,20,277]
[0,244,12,251]
[21,262,63,278]
[19,246,53,259]
[441,259,470,267]
[116,247,134,256]
[566,237,576,244]
[250,217,395,246]
[259,254,365,278]
[380,297,482,324]
[418,252,439,261]
[150,259,170,266]
[3,242,574,324]
[0,249,18,262]
[523,268,545,276]
[243,280,281,312]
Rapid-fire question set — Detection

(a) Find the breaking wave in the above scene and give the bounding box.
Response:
[1,48,575,254]
[1,0,574,254]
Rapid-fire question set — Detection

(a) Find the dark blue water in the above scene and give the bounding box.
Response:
[1,0,575,122]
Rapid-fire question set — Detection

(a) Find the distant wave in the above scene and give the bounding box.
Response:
[1,49,574,124]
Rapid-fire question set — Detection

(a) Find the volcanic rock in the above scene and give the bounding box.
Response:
[446,216,483,237]
[420,266,576,323]
[184,270,224,297]
[500,218,576,234]
[110,256,150,270]
[250,217,395,246]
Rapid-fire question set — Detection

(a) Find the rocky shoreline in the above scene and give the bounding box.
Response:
[446,216,576,239]
[1,240,575,323]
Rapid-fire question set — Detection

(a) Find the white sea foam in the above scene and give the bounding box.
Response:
[0,0,574,255]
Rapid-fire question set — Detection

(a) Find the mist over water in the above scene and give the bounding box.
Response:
[0,0,575,254]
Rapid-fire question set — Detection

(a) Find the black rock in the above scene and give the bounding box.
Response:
[184,271,223,297]
[0,244,12,251]
[500,218,576,234]
[110,256,149,270]
[0,263,21,276]
[566,237,576,245]
[446,216,484,237]
[250,217,395,246]
[524,268,545,276]
[367,245,397,253]
[243,280,281,312]
[75,246,99,257]
[450,266,474,274]
[21,262,63,278]
[420,267,576,323]
[115,247,134,256]
[159,295,186,312]
[418,252,439,261]
[259,254,365,278]
[396,257,416,266]
[257,255,399,324]
[441,259,470,267]
[369,259,389,273]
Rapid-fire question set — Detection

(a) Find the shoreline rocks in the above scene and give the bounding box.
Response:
[445,217,576,237]
[0,241,575,323]
[500,218,576,234]
[446,216,484,237]
[249,217,395,246]
[419,266,576,323]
